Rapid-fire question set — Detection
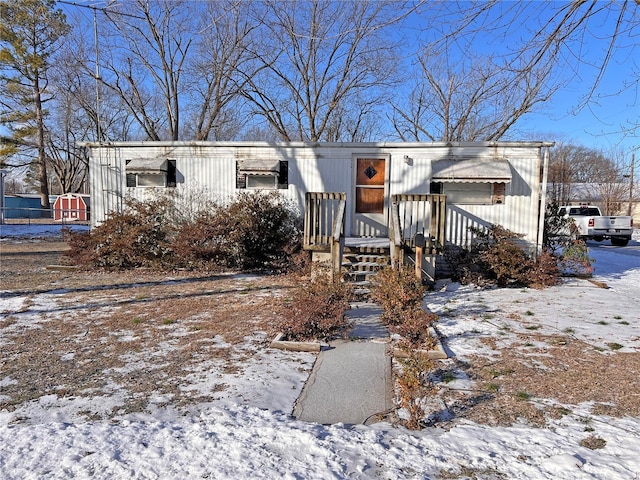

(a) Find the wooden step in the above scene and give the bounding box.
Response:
[342,261,386,272]
[340,240,391,294]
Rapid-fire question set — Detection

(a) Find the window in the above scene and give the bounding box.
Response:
[125,158,175,188]
[247,175,277,189]
[237,160,288,190]
[444,183,492,204]
[167,160,177,187]
[136,174,166,187]
[431,158,511,205]
[439,182,506,205]
[430,182,443,194]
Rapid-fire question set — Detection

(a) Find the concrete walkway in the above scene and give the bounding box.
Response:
[293,302,394,425]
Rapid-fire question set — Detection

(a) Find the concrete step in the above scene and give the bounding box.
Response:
[341,241,391,290]
[343,245,390,255]
[343,270,379,283]
[343,253,390,263]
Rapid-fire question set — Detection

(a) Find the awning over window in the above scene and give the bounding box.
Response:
[126,158,168,174]
[431,158,512,183]
[238,159,280,176]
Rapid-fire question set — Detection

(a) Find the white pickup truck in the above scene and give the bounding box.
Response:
[559,205,634,246]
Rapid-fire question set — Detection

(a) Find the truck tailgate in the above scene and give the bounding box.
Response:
[592,217,632,229]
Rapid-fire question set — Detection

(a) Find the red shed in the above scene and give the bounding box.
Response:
[53,194,89,222]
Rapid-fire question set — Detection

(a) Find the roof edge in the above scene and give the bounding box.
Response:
[78,140,555,148]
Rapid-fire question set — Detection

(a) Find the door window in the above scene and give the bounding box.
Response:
[355,158,385,214]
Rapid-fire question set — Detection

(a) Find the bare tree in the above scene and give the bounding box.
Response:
[57,14,140,143]
[240,0,409,142]
[392,48,557,141]
[0,0,70,209]
[184,1,257,141]
[397,1,640,141]
[44,82,90,193]
[548,143,633,215]
[98,0,194,141]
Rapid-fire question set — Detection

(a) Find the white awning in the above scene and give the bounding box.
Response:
[238,159,280,176]
[432,158,512,183]
[126,158,168,174]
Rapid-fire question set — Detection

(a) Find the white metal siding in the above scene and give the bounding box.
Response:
[87,142,547,250]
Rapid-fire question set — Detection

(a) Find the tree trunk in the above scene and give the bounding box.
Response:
[34,77,51,211]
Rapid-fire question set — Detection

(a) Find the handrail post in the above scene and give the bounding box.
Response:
[304,192,346,281]
[389,198,403,266]
[330,198,346,281]
[390,193,447,280]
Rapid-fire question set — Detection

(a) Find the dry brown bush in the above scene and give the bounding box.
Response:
[277,277,353,341]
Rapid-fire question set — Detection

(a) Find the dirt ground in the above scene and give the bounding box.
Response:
[0,239,295,418]
[1,239,639,427]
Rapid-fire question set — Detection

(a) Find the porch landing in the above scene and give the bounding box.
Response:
[344,237,392,249]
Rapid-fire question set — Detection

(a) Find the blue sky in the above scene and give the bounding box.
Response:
[56,1,638,159]
[500,2,639,157]
[407,1,639,161]
[520,29,639,156]
[2,1,634,168]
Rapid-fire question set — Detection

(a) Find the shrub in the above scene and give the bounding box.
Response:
[172,191,302,271]
[391,307,438,349]
[369,265,426,324]
[477,229,531,287]
[528,250,561,288]
[543,201,578,253]
[396,351,434,430]
[171,207,238,270]
[66,197,175,270]
[225,191,301,270]
[63,229,94,266]
[446,224,561,288]
[66,190,303,273]
[277,277,353,341]
[442,243,488,286]
[544,201,593,277]
[558,239,593,277]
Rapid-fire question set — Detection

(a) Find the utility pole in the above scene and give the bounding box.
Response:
[628,153,635,217]
[59,1,144,142]
[0,170,7,225]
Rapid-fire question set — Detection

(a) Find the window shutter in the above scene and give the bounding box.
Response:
[493,183,505,204]
[167,160,177,187]
[278,161,288,189]
[236,161,247,189]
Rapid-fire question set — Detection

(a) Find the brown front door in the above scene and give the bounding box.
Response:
[352,157,388,236]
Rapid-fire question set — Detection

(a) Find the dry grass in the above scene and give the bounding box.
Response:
[3,239,639,429]
[434,330,640,428]
[0,239,296,419]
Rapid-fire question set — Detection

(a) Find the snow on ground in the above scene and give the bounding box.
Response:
[0,223,89,239]
[1,225,640,479]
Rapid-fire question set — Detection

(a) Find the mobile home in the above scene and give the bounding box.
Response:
[84,141,553,277]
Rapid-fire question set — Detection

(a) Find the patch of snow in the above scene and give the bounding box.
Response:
[0,223,88,239]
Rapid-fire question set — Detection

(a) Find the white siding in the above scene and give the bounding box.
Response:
[87,141,550,250]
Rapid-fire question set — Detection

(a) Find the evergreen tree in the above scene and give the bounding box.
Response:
[0,0,69,209]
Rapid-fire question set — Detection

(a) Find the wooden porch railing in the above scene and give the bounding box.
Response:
[303,192,446,280]
[390,194,447,260]
[303,192,346,249]
[303,192,346,280]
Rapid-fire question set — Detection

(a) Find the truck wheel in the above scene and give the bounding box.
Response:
[611,237,629,247]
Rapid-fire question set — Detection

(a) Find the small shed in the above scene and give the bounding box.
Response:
[53,193,89,222]
[3,195,42,219]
